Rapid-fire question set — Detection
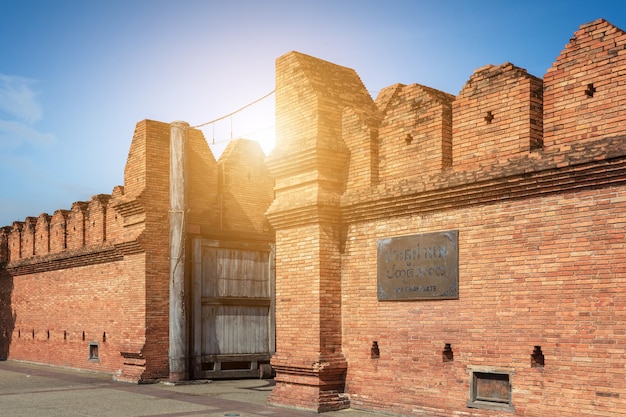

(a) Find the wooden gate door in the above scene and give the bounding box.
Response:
[191,239,275,379]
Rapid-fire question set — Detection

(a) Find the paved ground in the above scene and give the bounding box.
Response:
[0,360,394,417]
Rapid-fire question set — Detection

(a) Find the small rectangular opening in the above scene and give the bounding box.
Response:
[220,361,251,371]
[201,362,215,371]
[467,368,515,412]
[531,346,545,368]
[475,372,509,403]
[89,342,99,362]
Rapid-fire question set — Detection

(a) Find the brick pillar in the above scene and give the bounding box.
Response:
[0,227,9,265]
[266,150,349,412]
[266,51,370,412]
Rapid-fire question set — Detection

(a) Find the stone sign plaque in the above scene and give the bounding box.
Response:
[377,230,458,300]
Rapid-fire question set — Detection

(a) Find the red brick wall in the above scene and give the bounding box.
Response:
[2,18,624,415]
[544,19,626,149]
[342,185,626,417]
[453,63,543,171]
[378,83,454,180]
[122,119,170,381]
[6,257,143,374]
[269,18,626,417]
[0,120,173,382]
[0,118,275,382]
[218,139,274,235]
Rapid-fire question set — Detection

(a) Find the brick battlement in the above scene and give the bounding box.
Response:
[4,18,621,267]
[3,17,625,413]
[269,19,626,223]
[2,194,116,266]
[267,18,626,415]
[339,18,625,194]
[277,20,626,226]
[0,120,274,270]
[0,118,274,382]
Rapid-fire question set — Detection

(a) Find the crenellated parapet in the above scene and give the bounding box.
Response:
[261,17,626,417]
[283,18,626,225]
[376,83,454,180]
[452,62,543,171]
[3,195,117,268]
[66,201,88,251]
[544,19,626,150]
[34,213,50,255]
[50,209,69,253]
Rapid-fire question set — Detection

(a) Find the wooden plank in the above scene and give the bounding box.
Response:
[191,238,203,378]
[194,244,273,372]
[201,297,270,307]
[200,368,261,379]
[201,304,269,355]
[201,353,270,362]
[201,248,270,299]
[201,239,272,252]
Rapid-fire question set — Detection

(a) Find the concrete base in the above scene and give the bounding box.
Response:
[168,371,189,383]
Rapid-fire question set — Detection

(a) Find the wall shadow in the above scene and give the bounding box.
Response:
[0,270,15,360]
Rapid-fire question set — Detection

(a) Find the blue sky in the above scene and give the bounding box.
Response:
[0,0,624,227]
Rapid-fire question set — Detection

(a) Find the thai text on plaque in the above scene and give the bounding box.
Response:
[377,230,458,300]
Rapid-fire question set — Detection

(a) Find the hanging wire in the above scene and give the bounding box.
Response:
[204,124,276,146]
[191,90,275,129]
[191,88,374,137]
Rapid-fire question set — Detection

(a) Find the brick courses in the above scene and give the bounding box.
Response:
[0,119,274,383]
[544,19,626,149]
[266,50,360,412]
[1,16,625,417]
[453,62,543,170]
[267,18,626,416]
[378,83,454,179]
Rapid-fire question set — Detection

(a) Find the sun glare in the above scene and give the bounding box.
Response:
[200,93,275,158]
[242,125,276,155]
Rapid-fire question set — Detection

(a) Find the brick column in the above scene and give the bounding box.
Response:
[266,149,349,412]
[0,227,9,265]
[266,51,370,412]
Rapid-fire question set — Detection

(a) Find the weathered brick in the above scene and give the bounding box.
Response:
[269,19,626,417]
[0,119,274,382]
[2,17,626,417]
